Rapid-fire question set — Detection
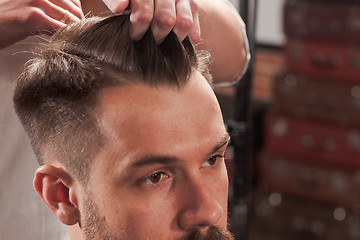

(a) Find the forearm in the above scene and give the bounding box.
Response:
[197,0,250,85]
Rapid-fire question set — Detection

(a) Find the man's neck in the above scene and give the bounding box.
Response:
[68,224,82,240]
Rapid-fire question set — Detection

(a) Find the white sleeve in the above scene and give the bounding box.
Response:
[213,0,251,87]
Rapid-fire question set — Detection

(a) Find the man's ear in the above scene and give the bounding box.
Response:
[34,165,80,225]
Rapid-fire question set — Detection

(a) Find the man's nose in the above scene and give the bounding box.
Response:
[177,177,224,230]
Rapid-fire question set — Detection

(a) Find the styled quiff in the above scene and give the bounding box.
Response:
[13,13,211,182]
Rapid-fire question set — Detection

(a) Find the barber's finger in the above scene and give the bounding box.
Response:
[27,9,66,36]
[69,0,82,8]
[102,0,129,13]
[48,0,84,20]
[37,0,80,24]
[68,0,84,18]
[129,0,154,41]
[172,0,194,42]
[151,0,176,44]
[188,0,200,43]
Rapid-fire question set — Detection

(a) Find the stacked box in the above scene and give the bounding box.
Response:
[254,0,360,239]
[250,189,360,240]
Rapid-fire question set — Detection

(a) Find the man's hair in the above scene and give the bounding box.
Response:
[13,13,211,182]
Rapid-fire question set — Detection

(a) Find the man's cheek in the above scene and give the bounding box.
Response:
[125,202,173,236]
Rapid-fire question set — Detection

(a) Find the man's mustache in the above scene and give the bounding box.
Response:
[178,226,234,240]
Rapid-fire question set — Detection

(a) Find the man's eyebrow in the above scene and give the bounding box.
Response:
[131,155,179,168]
[208,133,231,156]
[130,133,230,169]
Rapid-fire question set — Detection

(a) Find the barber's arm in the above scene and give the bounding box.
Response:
[0,0,84,49]
[197,0,250,85]
[101,0,250,85]
[0,0,248,84]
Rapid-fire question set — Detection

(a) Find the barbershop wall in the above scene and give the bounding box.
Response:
[216,0,360,239]
[252,1,360,239]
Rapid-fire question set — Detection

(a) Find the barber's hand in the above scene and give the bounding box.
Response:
[102,0,200,44]
[0,0,84,49]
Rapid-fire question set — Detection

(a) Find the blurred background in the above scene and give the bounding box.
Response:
[218,0,360,240]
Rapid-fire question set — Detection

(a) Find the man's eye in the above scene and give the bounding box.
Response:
[202,154,224,167]
[144,172,168,185]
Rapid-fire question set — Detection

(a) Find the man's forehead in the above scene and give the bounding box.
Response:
[94,71,225,160]
[96,70,215,116]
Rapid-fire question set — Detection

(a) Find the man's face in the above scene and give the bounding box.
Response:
[79,70,231,240]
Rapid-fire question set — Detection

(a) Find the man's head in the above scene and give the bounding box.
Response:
[14,13,232,240]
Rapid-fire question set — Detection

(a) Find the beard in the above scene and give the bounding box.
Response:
[82,193,117,240]
[177,226,234,240]
[81,193,234,240]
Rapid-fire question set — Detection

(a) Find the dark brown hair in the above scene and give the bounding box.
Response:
[13,13,211,182]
